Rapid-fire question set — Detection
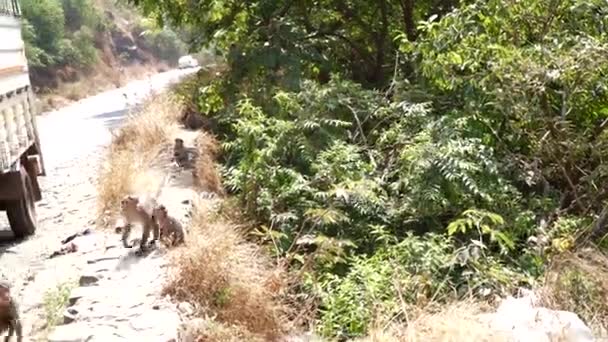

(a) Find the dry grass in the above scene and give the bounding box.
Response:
[96,93,182,224]
[358,301,510,342]
[163,198,288,341]
[193,131,224,195]
[541,247,608,335]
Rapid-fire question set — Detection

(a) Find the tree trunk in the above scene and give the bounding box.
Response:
[400,0,417,41]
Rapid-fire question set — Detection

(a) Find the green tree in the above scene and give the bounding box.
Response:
[20,0,66,66]
[128,0,461,89]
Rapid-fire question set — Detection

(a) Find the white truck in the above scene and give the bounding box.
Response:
[0,0,46,238]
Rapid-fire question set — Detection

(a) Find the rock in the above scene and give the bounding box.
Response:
[177,302,194,316]
[79,273,101,286]
[481,293,595,342]
[64,307,79,324]
[47,322,93,342]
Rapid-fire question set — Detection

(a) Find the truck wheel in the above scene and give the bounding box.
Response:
[6,170,37,238]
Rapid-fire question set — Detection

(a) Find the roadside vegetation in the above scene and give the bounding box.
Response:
[42,281,76,332]
[94,0,608,339]
[96,93,181,221]
[20,0,191,109]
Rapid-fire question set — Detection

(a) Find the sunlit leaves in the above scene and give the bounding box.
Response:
[447,209,514,253]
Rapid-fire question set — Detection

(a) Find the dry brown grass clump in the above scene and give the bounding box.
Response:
[358,301,509,342]
[164,199,288,340]
[193,131,224,195]
[541,247,608,334]
[96,93,182,223]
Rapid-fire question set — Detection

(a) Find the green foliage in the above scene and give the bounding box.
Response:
[314,231,530,337]
[21,18,47,68]
[141,0,608,338]
[315,233,454,337]
[20,0,187,87]
[21,0,98,69]
[43,281,77,331]
[21,0,66,66]
[132,18,187,64]
[128,0,461,88]
[58,27,97,68]
[61,0,102,31]
[447,209,514,254]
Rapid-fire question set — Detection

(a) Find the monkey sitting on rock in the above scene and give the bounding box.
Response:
[0,281,22,342]
[172,138,199,169]
[172,138,191,168]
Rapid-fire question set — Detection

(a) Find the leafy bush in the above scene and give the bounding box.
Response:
[21,0,99,70]
[57,27,97,68]
[315,233,455,337]
[134,0,608,338]
[20,0,186,91]
[132,18,187,65]
[21,0,66,66]
[61,0,102,31]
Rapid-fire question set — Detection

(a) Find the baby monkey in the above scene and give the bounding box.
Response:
[0,282,22,342]
[152,204,185,247]
[117,195,160,254]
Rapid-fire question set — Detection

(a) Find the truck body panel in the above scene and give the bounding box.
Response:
[0,2,43,176]
[0,0,44,238]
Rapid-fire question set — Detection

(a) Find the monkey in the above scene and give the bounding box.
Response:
[117,195,160,254]
[152,204,185,247]
[0,282,22,342]
[172,138,192,168]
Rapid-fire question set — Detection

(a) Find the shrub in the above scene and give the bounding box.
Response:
[129,0,608,338]
[21,0,66,66]
[163,200,288,340]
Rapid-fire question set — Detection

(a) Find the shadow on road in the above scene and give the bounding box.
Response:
[89,108,128,130]
[0,228,30,258]
[114,244,163,272]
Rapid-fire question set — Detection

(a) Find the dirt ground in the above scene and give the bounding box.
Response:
[0,68,197,340]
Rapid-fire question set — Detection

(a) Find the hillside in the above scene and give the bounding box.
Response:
[20,0,187,109]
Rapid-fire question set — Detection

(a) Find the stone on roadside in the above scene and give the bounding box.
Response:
[481,294,595,342]
[177,302,194,316]
[63,307,79,324]
[79,273,101,286]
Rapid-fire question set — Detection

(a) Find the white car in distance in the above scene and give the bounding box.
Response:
[178,55,199,69]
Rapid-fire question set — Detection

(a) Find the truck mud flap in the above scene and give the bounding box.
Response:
[0,167,24,201]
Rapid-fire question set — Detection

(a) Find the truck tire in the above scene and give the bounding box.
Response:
[6,169,37,238]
